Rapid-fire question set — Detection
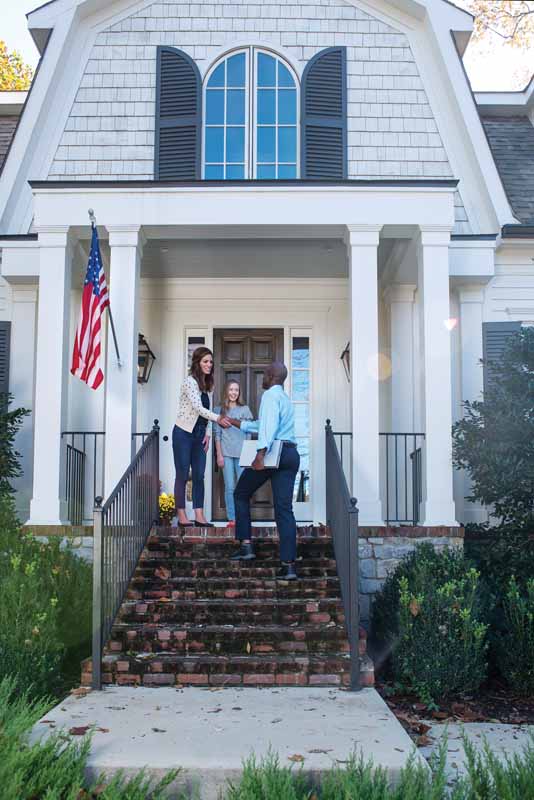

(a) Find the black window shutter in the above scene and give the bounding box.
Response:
[482,321,521,393]
[301,47,347,180]
[155,47,201,180]
[0,321,11,398]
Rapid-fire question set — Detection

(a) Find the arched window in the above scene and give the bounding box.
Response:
[203,48,299,180]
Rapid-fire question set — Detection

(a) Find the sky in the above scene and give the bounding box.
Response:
[1,0,533,92]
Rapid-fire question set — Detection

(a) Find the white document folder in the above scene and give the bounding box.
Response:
[239,440,283,469]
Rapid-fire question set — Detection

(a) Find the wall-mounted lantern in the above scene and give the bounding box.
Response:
[138,333,156,384]
[340,341,350,382]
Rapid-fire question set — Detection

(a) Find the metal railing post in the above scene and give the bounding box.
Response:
[92,496,104,690]
[348,497,360,691]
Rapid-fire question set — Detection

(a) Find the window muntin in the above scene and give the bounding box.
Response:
[205,51,247,179]
[291,335,310,503]
[203,48,298,179]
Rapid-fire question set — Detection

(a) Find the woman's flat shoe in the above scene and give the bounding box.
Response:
[178,521,194,528]
[196,521,215,528]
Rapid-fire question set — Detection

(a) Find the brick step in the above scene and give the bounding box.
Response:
[144,539,335,560]
[82,651,375,688]
[127,575,341,601]
[151,526,329,541]
[118,597,344,627]
[108,623,354,656]
[136,558,339,580]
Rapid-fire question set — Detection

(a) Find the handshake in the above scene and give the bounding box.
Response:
[216,415,236,429]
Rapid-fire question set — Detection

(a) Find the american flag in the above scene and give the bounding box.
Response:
[70,224,109,390]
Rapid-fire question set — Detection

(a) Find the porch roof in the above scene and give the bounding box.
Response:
[28,179,459,234]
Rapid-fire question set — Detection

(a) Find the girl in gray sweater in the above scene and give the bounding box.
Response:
[214,380,253,527]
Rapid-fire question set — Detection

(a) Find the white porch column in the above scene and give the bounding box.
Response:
[383,284,416,432]
[417,227,457,526]
[458,285,487,523]
[104,226,145,497]
[29,228,73,525]
[345,224,384,526]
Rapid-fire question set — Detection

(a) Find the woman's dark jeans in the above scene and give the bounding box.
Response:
[172,424,207,509]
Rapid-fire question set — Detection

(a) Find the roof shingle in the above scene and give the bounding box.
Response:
[482,116,534,225]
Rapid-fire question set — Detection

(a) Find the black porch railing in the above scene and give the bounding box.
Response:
[65,444,85,525]
[329,430,425,526]
[325,420,360,691]
[380,433,425,526]
[92,420,160,690]
[61,430,152,524]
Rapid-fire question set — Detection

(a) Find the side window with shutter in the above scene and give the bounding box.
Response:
[301,47,347,180]
[0,321,11,400]
[482,321,521,393]
[155,47,202,180]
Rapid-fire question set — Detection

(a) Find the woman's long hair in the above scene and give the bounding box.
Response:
[221,380,244,415]
[190,346,214,392]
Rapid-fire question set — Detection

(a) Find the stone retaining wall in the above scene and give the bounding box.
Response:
[358,526,464,623]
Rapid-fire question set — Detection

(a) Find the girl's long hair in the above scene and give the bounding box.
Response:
[190,347,214,392]
[221,380,244,415]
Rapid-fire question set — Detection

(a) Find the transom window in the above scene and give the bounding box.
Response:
[203,48,299,180]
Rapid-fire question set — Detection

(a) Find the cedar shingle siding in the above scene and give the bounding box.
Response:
[482,116,534,225]
[0,116,18,172]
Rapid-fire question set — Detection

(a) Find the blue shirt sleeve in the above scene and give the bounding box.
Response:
[241,419,259,434]
[256,391,280,452]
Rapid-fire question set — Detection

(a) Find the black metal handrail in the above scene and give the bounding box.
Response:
[325,420,360,691]
[92,420,160,690]
[380,433,425,526]
[65,444,85,525]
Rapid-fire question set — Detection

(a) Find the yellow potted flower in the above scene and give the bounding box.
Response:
[159,492,175,526]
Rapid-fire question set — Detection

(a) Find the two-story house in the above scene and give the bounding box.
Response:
[0,0,533,544]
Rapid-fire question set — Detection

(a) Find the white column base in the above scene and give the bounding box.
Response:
[27,499,70,528]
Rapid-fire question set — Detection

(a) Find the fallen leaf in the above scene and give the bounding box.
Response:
[155,566,171,580]
[70,687,91,698]
[69,726,91,736]
[232,707,242,711]
[96,727,109,733]
[271,718,283,724]
[207,708,222,714]
[246,641,251,654]
[288,754,305,763]
[432,711,449,720]
[394,748,404,752]
[416,735,432,747]
[152,727,167,733]
[40,720,55,724]
[307,748,333,754]
[409,598,420,617]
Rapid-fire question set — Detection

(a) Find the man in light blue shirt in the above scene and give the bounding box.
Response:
[224,362,300,580]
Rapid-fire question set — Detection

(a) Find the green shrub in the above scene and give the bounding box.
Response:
[452,327,534,528]
[495,577,534,695]
[0,393,30,496]
[0,497,92,697]
[370,543,478,646]
[0,676,180,800]
[464,522,534,596]
[393,569,489,705]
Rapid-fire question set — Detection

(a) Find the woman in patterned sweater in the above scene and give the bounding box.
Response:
[173,347,229,528]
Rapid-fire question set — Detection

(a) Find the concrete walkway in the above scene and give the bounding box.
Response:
[421,721,534,783]
[32,686,422,799]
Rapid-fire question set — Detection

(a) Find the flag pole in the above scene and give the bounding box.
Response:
[88,209,123,368]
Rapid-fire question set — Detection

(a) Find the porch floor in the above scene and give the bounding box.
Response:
[32,686,422,799]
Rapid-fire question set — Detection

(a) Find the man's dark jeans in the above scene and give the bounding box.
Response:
[234,443,300,562]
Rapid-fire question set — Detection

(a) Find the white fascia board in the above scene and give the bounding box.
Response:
[411,0,516,230]
[0,240,40,284]
[0,92,28,115]
[449,238,496,281]
[31,183,457,230]
[475,78,534,116]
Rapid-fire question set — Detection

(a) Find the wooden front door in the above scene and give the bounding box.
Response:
[212,329,284,521]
